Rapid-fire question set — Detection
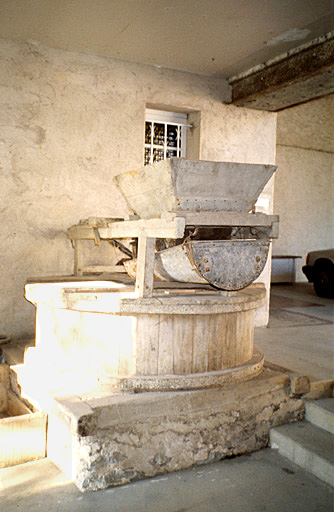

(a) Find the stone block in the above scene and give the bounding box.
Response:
[290,374,311,395]
[47,368,304,491]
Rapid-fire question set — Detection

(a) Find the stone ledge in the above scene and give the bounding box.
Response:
[46,368,304,491]
[54,367,291,434]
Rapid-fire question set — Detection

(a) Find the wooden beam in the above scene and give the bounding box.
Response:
[68,217,186,241]
[163,211,279,227]
[79,265,125,273]
[135,237,156,298]
[99,218,185,239]
[230,37,334,111]
[68,213,279,243]
[73,240,84,275]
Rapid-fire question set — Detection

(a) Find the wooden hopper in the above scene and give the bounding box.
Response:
[113,158,276,217]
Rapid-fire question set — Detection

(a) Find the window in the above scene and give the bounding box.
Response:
[144,109,190,166]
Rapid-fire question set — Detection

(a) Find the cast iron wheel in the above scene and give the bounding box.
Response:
[313,261,334,298]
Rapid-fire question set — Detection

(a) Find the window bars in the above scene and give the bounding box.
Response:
[144,109,190,166]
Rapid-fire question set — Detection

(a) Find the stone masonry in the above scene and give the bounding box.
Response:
[47,368,304,491]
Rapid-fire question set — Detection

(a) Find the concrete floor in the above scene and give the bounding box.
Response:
[256,283,334,381]
[0,450,333,512]
[0,282,333,511]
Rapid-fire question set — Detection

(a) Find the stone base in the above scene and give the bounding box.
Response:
[46,367,304,491]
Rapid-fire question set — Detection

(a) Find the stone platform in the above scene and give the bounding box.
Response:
[46,367,304,491]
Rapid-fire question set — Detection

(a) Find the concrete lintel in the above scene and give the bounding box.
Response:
[230,37,334,111]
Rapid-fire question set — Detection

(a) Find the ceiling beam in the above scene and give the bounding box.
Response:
[229,36,334,111]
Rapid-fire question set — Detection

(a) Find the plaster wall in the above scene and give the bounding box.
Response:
[273,94,334,282]
[0,38,276,337]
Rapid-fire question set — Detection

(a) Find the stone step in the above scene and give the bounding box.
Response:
[305,399,334,434]
[270,421,334,487]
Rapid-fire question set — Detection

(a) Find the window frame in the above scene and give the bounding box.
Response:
[144,109,190,166]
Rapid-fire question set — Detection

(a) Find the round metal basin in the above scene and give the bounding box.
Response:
[184,240,270,290]
[125,239,270,291]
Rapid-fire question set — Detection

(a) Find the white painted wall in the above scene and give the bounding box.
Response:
[0,38,276,337]
[273,94,334,282]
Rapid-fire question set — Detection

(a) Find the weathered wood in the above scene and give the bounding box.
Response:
[6,390,31,416]
[120,286,266,315]
[68,218,185,240]
[192,314,208,373]
[68,225,96,240]
[219,312,236,369]
[93,227,101,245]
[114,159,277,215]
[99,217,185,239]
[207,313,221,372]
[231,37,334,111]
[163,211,279,227]
[0,407,47,468]
[135,314,159,375]
[69,213,278,239]
[117,316,136,376]
[157,315,174,375]
[67,206,278,283]
[80,265,125,273]
[23,282,266,392]
[133,309,256,376]
[135,236,156,297]
[122,347,264,392]
[172,315,194,375]
[73,240,84,276]
[235,309,254,364]
[0,365,9,414]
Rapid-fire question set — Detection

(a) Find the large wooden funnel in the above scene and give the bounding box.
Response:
[114,159,276,217]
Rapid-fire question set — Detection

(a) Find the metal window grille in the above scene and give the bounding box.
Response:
[144,109,190,166]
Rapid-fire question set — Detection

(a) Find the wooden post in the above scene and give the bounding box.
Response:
[74,240,84,276]
[135,237,155,297]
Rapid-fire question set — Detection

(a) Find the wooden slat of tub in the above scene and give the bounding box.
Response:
[0,410,46,468]
[117,316,136,376]
[135,314,159,375]
[221,313,237,369]
[235,309,254,366]
[172,315,194,375]
[157,315,174,375]
[192,315,208,374]
[207,313,227,372]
